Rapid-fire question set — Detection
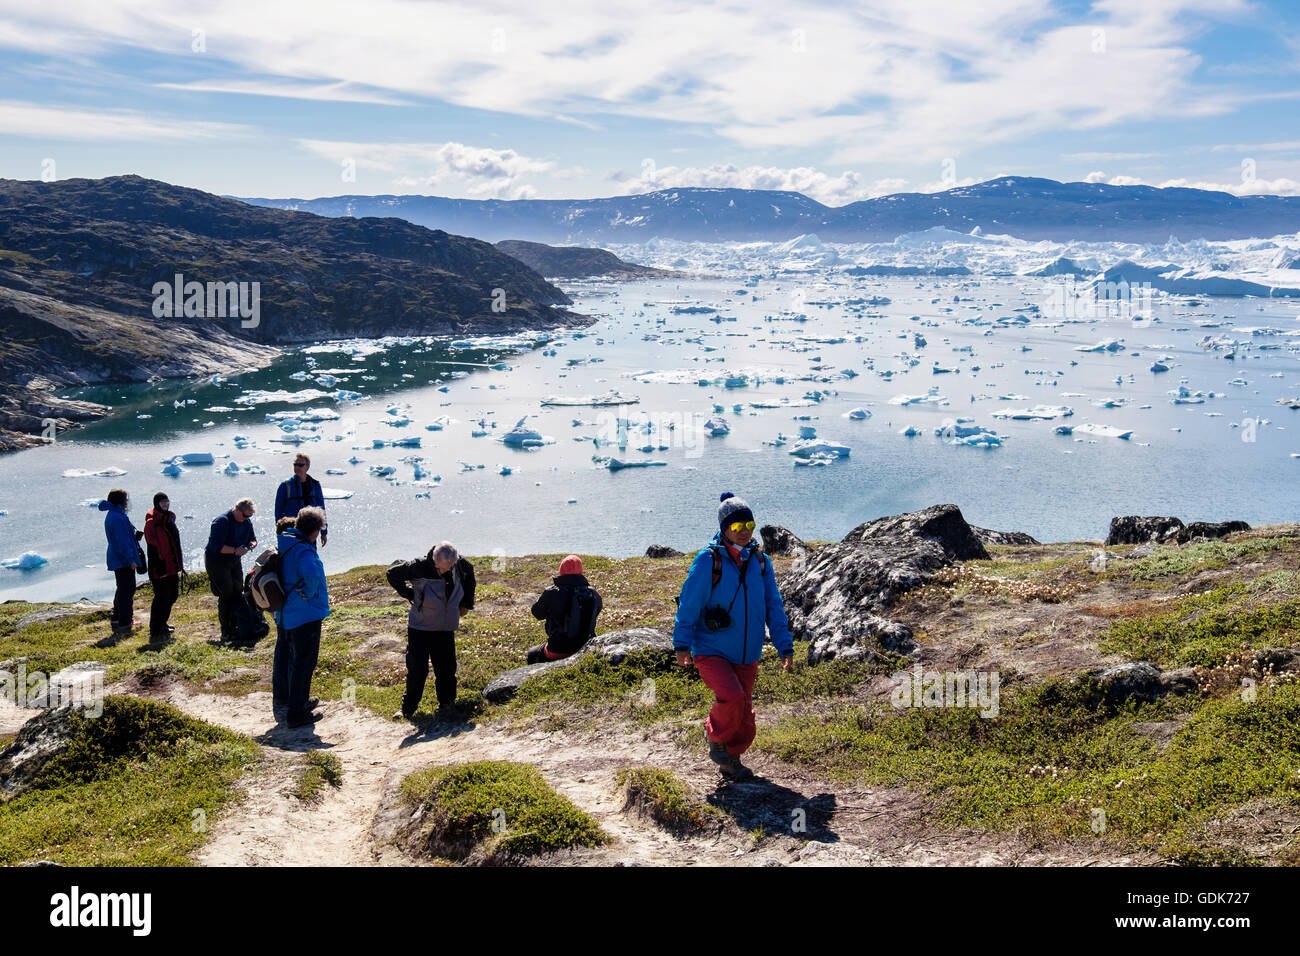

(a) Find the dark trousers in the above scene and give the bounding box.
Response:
[285,619,322,720]
[272,619,288,707]
[208,559,243,638]
[111,567,136,629]
[150,574,179,636]
[403,627,457,714]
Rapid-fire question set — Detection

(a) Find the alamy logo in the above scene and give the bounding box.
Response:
[890,663,1001,718]
[151,273,260,328]
[49,886,151,936]
[0,663,103,718]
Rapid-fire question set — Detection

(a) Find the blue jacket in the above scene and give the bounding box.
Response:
[672,532,794,665]
[100,500,138,571]
[205,509,258,564]
[275,476,326,522]
[275,528,329,630]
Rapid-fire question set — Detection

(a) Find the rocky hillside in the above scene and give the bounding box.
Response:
[0,175,587,450]
[495,239,683,279]
[3,504,1297,866]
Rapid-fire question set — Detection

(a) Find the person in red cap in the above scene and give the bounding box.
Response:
[526,554,603,664]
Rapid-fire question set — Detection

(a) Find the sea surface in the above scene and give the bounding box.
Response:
[2,272,1298,603]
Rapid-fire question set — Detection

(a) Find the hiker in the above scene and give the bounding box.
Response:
[99,488,140,636]
[274,453,327,546]
[386,541,475,721]
[673,492,794,781]
[143,491,183,641]
[274,506,329,728]
[205,497,268,642]
[270,516,297,719]
[526,555,602,664]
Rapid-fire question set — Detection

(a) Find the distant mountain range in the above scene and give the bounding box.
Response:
[494,239,681,279]
[240,177,1300,244]
[0,175,584,450]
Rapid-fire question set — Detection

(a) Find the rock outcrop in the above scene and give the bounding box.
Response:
[781,504,989,663]
[758,525,810,558]
[971,526,1041,547]
[1105,515,1251,546]
[0,704,81,799]
[644,545,685,558]
[482,627,674,703]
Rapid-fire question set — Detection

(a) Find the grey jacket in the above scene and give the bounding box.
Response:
[386,556,476,633]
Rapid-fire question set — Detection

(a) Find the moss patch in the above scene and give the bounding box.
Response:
[293,751,343,803]
[616,767,722,834]
[0,696,258,865]
[398,761,607,863]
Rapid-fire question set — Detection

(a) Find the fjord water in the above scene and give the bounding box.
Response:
[2,274,1297,603]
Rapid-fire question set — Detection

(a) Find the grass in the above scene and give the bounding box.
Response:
[1099,575,1300,668]
[0,696,258,865]
[398,760,607,862]
[1117,536,1298,583]
[757,674,1300,862]
[616,767,722,834]
[293,751,343,803]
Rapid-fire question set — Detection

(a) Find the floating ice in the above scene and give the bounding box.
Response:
[234,388,333,406]
[889,387,947,406]
[161,463,184,477]
[1072,423,1134,440]
[704,417,731,436]
[368,465,396,477]
[601,458,668,471]
[2,552,47,570]
[990,405,1074,420]
[1075,338,1125,353]
[62,467,127,478]
[845,408,871,420]
[541,391,640,406]
[501,418,551,447]
[321,488,354,499]
[789,439,850,459]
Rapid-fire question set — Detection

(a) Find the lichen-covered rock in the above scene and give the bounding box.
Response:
[971,526,1041,547]
[644,545,684,558]
[782,504,987,663]
[0,704,82,799]
[758,525,810,558]
[1105,516,1185,545]
[1180,520,1250,542]
[481,627,673,703]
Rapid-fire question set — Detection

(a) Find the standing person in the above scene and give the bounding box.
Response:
[673,492,794,781]
[205,497,267,642]
[526,555,603,664]
[275,506,329,728]
[271,516,299,721]
[386,541,475,722]
[143,492,183,642]
[99,488,139,636]
[275,453,327,546]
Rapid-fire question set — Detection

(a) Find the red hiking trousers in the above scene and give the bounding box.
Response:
[694,655,760,756]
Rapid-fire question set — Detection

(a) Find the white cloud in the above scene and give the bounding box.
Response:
[1083,171,1145,185]
[0,0,1262,164]
[0,99,249,140]
[1157,176,1300,196]
[296,139,561,199]
[155,79,413,106]
[1063,152,1161,161]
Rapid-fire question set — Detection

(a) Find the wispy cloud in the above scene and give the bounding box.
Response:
[0,99,250,140]
[156,79,414,106]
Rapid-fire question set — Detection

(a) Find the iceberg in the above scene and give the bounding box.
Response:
[541,391,640,406]
[321,488,354,500]
[789,439,850,459]
[601,458,668,471]
[845,408,871,420]
[161,463,184,477]
[1072,423,1134,440]
[889,387,947,406]
[62,467,128,478]
[1074,338,1125,353]
[704,417,731,437]
[2,552,48,570]
[990,405,1073,420]
[501,418,549,447]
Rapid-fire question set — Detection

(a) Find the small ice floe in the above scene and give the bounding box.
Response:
[599,457,668,471]
[500,418,551,447]
[2,552,48,570]
[321,488,354,499]
[334,390,364,402]
[541,391,640,406]
[325,468,347,476]
[889,387,947,406]
[161,463,184,477]
[62,467,128,478]
[1168,385,1206,404]
[704,417,731,436]
[1150,361,1169,373]
[900,425,922,436]
[845,408,871,420]
[498,465,512,476]
[368,465,396,477]
[789,439,850,459]
[1075,338,1125,352]
[990,405,1073,421]
[373,437,421,449]
[1071,423,1134,440]
[935,422,1003,447]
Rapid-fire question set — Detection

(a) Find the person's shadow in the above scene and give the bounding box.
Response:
[398,715,477,748]
[707,777,840,843]
[254,723,333,752]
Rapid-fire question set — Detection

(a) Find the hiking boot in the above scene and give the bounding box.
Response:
[719,756,754,781]
[707,737,731,766]
[434,704,459,722]
[392,709,414,722]
[286,710,322,728]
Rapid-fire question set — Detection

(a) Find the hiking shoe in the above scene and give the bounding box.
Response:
[707,737,731,766]
[286,710,322,728]
[392,709,414,722]
[719,756,754,781]
[434,704,459,722]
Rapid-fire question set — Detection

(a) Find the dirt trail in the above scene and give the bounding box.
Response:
[118,681,1157,867]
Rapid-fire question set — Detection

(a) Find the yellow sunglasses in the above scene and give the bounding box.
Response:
[727,520,756,532]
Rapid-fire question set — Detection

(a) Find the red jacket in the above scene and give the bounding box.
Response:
[143,508,183,579]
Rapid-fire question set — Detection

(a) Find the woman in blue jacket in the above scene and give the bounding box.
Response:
[275,506,330,728]
[99,488,140,636]
[673,492,793,780]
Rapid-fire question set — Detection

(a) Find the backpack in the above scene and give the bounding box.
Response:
[559,585,599,643]
[244,542,304,612]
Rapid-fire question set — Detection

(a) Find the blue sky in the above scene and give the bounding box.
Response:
[1,0,1298,204]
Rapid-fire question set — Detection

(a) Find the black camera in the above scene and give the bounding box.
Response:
[702,605,731,632]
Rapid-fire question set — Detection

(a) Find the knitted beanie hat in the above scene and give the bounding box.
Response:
[559,554,584,575]
[717,492,754,529]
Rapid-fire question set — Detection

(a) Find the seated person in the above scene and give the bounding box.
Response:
[527,555,602,664]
